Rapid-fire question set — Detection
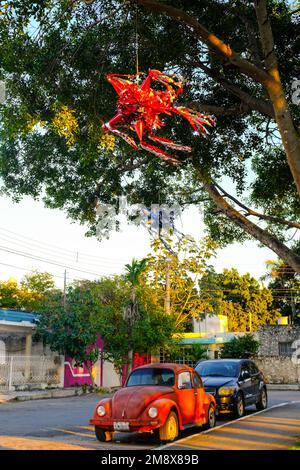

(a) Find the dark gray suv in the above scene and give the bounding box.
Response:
[195,359,267,418]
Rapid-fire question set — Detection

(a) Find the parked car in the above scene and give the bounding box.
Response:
[195,359,267,418]
[90,363,216,443]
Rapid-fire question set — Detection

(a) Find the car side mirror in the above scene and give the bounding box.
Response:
[240,371,250,380]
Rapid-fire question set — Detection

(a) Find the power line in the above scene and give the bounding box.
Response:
[0,232,124,269]
[0,245,119,277]
[0,226,127,265]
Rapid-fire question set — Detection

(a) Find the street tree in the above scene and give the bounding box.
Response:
[142,236,218,329]
[123,258,147,373]
[20,271,55,311]
[0,277,20,309]
[35,284,104,385]
[0,271,55,311]
[263,243,300,324]
[0,1,299,271]
[198,267,280,331]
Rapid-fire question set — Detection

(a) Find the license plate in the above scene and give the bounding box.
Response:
[113,421,130,431]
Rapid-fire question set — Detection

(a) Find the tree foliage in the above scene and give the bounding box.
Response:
[199,267,280,331]
[220,333,259,358]
[0,1,299,271]
[263,242,300,324]
[141,236,218,329]
[36,275,178,379]
[0,271,55,311]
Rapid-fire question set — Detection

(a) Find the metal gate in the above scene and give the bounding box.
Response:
[0,356,61,392]
[0,357,9,392]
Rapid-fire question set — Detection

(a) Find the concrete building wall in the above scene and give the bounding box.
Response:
[256,325,300,384]
[255,357,300,384]
[193,314,228,334]
[258,325,300,356]
[102,360,120,388]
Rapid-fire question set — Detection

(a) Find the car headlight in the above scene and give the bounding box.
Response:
[218,386,236,396]
[148,407,158,418]
[97,405,106,417]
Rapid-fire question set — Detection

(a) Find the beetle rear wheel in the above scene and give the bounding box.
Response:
[159,411,179,442]
[94,427,113,442]
[202,404,216,430]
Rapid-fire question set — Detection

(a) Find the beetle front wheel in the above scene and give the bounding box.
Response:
[95,427,113,442]
[159,411,179,442]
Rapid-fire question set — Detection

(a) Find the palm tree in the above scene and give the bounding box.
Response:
[123,258,147,373]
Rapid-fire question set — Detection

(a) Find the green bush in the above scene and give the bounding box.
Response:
[220,334,259,359]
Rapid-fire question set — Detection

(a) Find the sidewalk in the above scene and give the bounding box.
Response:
[0,387,91,404]
[267,384,300,391]
[163,401,300,450]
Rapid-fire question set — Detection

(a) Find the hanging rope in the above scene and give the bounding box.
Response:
[135,3,140,81]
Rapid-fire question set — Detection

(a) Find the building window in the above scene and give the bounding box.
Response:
[0,340,6,364]
[278,341,293,357]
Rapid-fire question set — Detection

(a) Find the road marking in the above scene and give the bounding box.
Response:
[212,426,294,441]
[250,416,300,424]
[158,401,300,450]
[168,440,253,451]
[175,433,290,450]
[235,420,300,431]
[78,426,94,431]
[246,417,300,427]
[52,428,95,439]
[0,436,92,451]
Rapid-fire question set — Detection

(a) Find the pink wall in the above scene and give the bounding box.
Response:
[64,336,151,388]
[64,336,104,388]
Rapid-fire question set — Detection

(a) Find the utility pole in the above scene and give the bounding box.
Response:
[63,269,67,310]
[165,257,171,315]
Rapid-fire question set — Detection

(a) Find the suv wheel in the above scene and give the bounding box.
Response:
[256,387,268,411]
[233,393,245,418]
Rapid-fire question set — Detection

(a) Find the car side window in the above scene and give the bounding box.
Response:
[240,363,251,380]
[193,372,203,389]
[250,362,259,375]
[178,371,193,389]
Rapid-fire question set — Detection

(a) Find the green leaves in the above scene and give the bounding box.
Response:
[198,267,281,332]
[220,333,259,359]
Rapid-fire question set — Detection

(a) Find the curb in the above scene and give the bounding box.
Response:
[0,388,100,403]
[267,384,300,391]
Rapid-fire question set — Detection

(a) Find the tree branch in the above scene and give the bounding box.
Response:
[194,60,275,118]
[213,181,300,230]
[193,162,300,274]
[134,0,272,85]
[183,101,251,117]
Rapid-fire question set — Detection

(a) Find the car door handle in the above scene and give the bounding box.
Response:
[194,392,198,396]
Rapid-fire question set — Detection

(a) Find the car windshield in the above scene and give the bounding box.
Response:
[197,362,239,378]
[126,368,175,387]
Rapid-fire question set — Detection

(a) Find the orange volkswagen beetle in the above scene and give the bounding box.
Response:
[90,363,216,442]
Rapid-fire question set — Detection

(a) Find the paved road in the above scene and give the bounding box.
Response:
[0,391,299,450]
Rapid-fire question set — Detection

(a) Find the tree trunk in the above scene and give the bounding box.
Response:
[85,362,96,388]
[127,349,134,377]
[195,167,300,274]
[254,0,300,195]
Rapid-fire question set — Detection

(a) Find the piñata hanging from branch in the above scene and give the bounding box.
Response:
[102,69,216,165]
